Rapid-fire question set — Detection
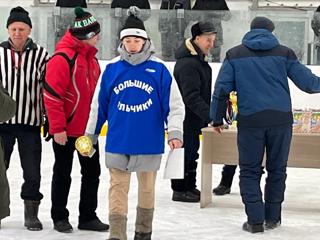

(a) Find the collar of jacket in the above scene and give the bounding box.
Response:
[0,38,37,51]
[56,30,98,58]
[185,38,209,62]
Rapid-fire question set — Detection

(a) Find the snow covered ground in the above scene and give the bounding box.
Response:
[0,137,320,240]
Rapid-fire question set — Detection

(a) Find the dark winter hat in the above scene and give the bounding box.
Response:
[7,6,32,28]
[120,7,148,40]
[70,7,101,40]
[250,16,275,32]
[191,21,216,40]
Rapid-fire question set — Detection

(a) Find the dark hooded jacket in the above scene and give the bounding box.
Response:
[174,38,212,134]
[210,29,320,128]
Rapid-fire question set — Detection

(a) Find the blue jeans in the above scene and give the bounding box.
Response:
[238,124,292,224]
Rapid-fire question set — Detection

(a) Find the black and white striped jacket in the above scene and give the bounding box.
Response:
[0,38,49,127]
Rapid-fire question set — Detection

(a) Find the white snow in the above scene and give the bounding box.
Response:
[0,137,320,239]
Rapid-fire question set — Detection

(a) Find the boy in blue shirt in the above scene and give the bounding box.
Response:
[85,7,185,240]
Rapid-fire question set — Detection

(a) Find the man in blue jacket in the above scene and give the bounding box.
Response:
[210,17,320,233]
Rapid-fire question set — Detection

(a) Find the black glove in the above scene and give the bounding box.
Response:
[43,116,52,142]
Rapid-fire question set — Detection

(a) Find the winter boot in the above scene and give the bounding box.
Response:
[242,222,264,233]
[265,220,281,230]
[109,214,127,240]
[134,207,153,240]
[78,217,109,231]
[24,200,42,231]
[212,185,231,195]
[134,232,152,240]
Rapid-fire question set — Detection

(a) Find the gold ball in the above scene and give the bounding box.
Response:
[75,136,93,154]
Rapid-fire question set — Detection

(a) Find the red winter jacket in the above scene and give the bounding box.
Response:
[44,30,100,137]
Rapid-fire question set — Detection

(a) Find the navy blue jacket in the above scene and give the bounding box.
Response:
[210,29,320,127]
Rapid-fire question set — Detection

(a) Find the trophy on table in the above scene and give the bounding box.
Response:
[75,136,96,158]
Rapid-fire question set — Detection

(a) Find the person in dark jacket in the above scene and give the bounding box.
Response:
[312,5,320,64]
[159,0,191,61]
[210,16,320,233]
[171,21,216,202]
[192,0,231,62]
[110,0,150,58]
[0,83,16,229]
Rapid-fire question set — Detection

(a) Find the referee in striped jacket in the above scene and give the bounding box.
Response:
[0,6,49,231]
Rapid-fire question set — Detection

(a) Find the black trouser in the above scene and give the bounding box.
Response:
[219,165,237,188]
[0,128,43,201]
[51,137,101,224]
[171,134,199,192]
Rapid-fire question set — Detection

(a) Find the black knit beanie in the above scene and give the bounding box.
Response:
[70,7,101,40]
[120,7,147,40]
[250,16,275,32]
[7,6,32,28]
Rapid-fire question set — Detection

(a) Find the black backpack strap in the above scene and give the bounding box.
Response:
[44,51,78,95]
[44,52,79,123]
[52,52,78,76]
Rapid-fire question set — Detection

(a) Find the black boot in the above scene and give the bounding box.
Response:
[172,191,200,202]
[212,185,231,195]
[213,165,236,195]
[189,188,200,196]
[265,220,281,230]
[24,200,42,231]
[242,222,264,233]
[78,217,109,232]
[54,219,73,233]
[134,232,152,240]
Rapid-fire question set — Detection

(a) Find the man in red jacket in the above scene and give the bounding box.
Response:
[44,7,108,233]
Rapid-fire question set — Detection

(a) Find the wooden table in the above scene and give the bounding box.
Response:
[200,128,320,208]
